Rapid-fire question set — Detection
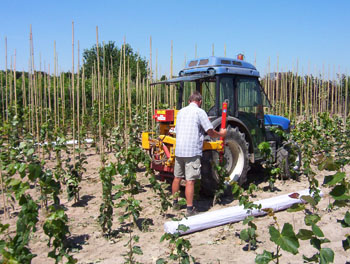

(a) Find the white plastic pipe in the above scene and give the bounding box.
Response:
[164,189,322,235]
[65,138,94,145]
[39,138,94,146]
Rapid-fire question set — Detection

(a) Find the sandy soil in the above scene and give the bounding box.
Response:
[1,148,350,264]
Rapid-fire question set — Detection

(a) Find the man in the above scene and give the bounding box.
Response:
[172,91,227,216]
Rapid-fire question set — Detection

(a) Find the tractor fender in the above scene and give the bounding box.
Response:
[210,117,254,154]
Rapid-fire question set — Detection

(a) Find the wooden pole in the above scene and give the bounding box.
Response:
[72,21,76,165]
[13,49,17,115]
[96,26,103,161]
[5,37,8,121]
[77,40,81,154]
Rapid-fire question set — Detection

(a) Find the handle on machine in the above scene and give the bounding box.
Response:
[220,100,229,143]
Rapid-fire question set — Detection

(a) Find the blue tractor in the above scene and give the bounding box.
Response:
[145,56,301,195]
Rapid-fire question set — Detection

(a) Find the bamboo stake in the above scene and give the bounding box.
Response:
[150,36,152,82]
[0,166,7,219]
[54,41,57,129]
[56,53,60,128]
[62,72,65,128]
[117,44,122,127]
[276,56,279,115]
[345,74,348,126]
[288,71,292,119]
[13,49,17,115]
[77,40,81,155]
[294,60,299,118]
[299,68,303,117]
[82,65,86,116]
[9,57,12,108]
[123,37,127,145]
[72,21,76,165]
[45,65,48,121]
[170,40,173,108]
[111,56,116,124]
[1,72,3,120]
[340,75,343,116]
[96,26,103,161]
[136,52,139,110]
[5,37,8,121]
[30,25,40,144]
[332,66,336,115]
[102,42,106,117]
[128,58,132,126]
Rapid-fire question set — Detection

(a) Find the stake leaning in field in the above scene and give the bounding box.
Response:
[172,91,227,216]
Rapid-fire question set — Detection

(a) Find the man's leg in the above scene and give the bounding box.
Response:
[172,176,182,198]
[185,180,195,207]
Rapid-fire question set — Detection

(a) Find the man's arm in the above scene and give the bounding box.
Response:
[207,128,227,139]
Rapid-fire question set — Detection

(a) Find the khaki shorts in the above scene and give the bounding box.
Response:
[174,156,201,181]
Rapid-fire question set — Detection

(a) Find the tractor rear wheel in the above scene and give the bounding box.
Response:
[200,126,250,196]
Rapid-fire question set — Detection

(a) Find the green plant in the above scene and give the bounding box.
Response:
[98,162,116,236]
[144,156,172,215]
[212,159,229,206]
[1,195,39,264]
[255,209,299,264]
[240,215,258,251]
[159,224,195,264]
[339,211,350,251]
[43,206,77,264]
[258,141,280,191]
[287,193,334,264]
[65,150,86,203]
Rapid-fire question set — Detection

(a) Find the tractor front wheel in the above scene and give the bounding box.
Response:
[276,141,301,180]
[200,127,250,196]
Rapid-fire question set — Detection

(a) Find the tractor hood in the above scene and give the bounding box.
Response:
[264,114,290,130]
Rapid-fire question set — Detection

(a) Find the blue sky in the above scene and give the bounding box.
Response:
[0,0,349,78]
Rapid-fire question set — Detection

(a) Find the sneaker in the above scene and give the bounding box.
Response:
[186,207,198,217]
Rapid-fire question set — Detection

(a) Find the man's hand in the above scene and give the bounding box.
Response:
[219,128,227,138]
[207,128,227,139]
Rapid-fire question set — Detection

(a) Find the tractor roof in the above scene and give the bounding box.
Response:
[151,56,259,86]
[180,56,259,77]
